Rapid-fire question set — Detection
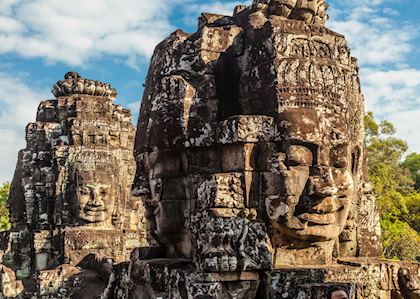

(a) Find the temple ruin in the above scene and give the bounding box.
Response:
[1,72,145,297]
[0,0,419,298]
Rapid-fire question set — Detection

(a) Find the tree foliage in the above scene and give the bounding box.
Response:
[402,152,420,191]
[0,182,11,232]
[364,112,420,261]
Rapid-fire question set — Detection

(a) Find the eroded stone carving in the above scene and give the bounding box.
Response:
[115,1,418,298]
[1,1,418,298]
[64,150,120,226]
[52,71,117,98]
[1,72,146,297]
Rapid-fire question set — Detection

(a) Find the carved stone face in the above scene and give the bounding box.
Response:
[69,170,116,224]
[267,109,358,245]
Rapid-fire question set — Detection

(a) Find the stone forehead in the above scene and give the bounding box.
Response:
[69,150,118,171]
[276,108,355,145]
[76,170,115,183]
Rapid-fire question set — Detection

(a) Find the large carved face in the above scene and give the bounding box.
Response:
[266,108,359,245]
[69,170,116,224]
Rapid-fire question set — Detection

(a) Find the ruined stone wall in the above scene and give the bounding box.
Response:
[0,1,418,298]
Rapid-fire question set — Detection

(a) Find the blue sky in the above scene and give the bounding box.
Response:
[0,0,419,182]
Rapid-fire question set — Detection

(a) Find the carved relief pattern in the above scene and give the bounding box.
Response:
[52,72,117,98]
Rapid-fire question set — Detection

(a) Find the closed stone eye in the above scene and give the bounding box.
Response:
[286,145,313,166]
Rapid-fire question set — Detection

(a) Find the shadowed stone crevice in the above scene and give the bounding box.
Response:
[215,56,243,121]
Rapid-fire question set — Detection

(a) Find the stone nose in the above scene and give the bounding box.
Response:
[89,190,103,206]
[307,166,338,198]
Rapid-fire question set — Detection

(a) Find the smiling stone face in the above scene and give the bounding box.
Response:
[263,108,362,265]
[270,108,357,241]
[131,0,382,273]
[74,171,116,223]
[64,150,121,227]
[267,142,355,242]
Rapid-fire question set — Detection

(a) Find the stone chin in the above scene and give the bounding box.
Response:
[78,209,110,223]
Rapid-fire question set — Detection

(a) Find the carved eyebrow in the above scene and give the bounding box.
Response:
[80,184,95,188]
[285,139,319,151]
[334,143,349,148]
[94,184,112,189]
[79,185,93,189]
[80,183,111,187]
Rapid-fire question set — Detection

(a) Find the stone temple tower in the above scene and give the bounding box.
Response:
[1,72,145,295]
[117,0,419,298]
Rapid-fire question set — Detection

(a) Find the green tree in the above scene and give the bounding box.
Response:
[381,218,420,261]
[364,112,419,261]
[0,182,11,231]
[364,112,414,215]
[402,152,420,191]
[400,192,420,232]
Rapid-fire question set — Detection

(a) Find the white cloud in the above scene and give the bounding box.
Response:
[0,128,25,183]
[362,68,420,113]
[0,0,22,15]
[329,6,415,66]
[186,1,251,16]
[382,7,399,16]
[0,15,24,33]
[388,110,420,154]
[0,73,50,183]
[0,0,174,67]
[127,100,141,125]
[361,68,420,153]
[328,1,420,153]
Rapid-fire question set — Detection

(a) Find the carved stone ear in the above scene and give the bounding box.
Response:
[351,147,361,175]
